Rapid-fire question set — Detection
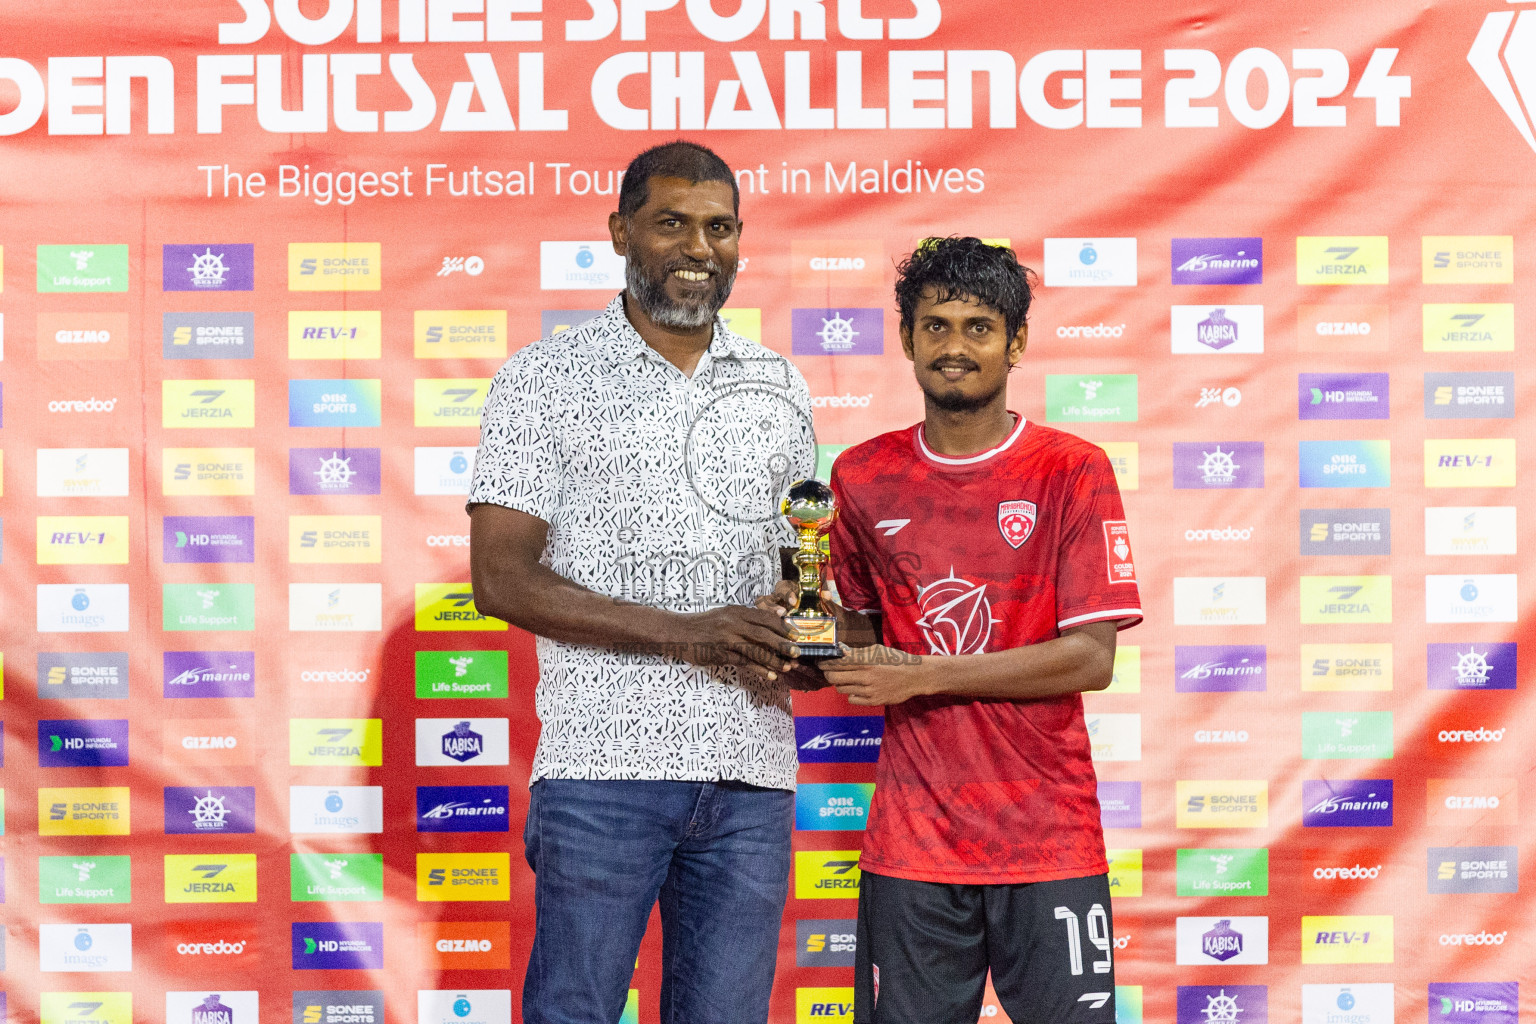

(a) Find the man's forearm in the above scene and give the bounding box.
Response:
[474,559,690,654]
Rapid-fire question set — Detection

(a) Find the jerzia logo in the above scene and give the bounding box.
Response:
[1470,9,1536,155]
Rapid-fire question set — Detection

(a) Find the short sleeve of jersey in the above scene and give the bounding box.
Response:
[828,458,880,615]
[467,352,560,522]
[1055,447,1143,631]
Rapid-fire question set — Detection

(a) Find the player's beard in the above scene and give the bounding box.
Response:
[923,359,1004,413]
[625,254,737,330]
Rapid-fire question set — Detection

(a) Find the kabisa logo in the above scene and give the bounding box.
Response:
[38,786,131,835]
[416,786,511,833]
[1296,237,1389,285]
[291,922,385,970]
[539,241,625,290]
[1205,920,1245,962]
[442,722,484,762]
[162,380,256,429]
[37,652,130,700]
[417,853,511,902]
[288,243,381,292]
[1175,986,1267,1024]
[415,447,474,496]
[289,786,384,835]
[790,308,884,356]
[290,991,383,1024]
[1427,845,1518,894]
[291,720,383,766]
[1171,305,1264,354]
[163,516,254,565]
[290,448,382,496]
[1172,442,1263,488]
[164,854,257,903]
[1301,916,1394,964]
[164,787,256,835]
[416,718,509,766]
[1425,371,1516,420]
[415,584,507,631]
[415,378,490,427]
[288,311,382,360]
[162,244,254,291]
[1427,642,1516,691]
[1175,917,1268,965]
[794,851,862,899]
[1171,237,1263,285]
[1297,373,1389,421]
[162,448,256,496]
[164,651,255,699]
[1423,235,1514,284]
[414,310,508,360]
[1423,303,1515,353]
[794,718,883,764]
[169,992,251,1024]
[1426,982,1518,1023]
[39,719,130,768]
[163,312,255,360]
[1043,238,1137,287]
[1175,645,1267,693]
[1302,780,1393,827]
[288,380,383,428]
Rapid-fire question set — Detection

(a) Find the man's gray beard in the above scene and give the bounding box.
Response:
[625,257,736,330]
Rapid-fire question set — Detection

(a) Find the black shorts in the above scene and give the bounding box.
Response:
[853,870,1117,1024]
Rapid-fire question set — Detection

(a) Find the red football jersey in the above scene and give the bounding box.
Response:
[828,414,1142,883]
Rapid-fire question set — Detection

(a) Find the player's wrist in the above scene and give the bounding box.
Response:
[910,654,944,697]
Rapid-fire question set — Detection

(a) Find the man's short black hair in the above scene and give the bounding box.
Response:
[617,141,739,218]
[894,237,1034,340]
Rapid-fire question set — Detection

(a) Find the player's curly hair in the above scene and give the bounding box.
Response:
[894,236,1035,340]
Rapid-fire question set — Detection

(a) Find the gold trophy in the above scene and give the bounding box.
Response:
[781,479,840,658]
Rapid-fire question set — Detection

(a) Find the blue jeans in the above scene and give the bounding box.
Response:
[522,778,793,1024]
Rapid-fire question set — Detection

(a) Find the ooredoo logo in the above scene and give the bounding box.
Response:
[49,397,118,413]
[1438,930,1506,946]
[1056,323,1125,339]
[1312,864,1381,880]
[1438,727,1504,743]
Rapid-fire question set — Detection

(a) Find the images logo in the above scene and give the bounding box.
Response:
[1427,642,1516,690]
[1176,849,1268,896]
[1427,845,1518,894]
[163,516,254,565]
[164,854,257,903]
[37,312,130,361]
[1176,781,1268,828]
[288,583,384,632]
[1300,509,1390,556]
[539,241,625,290]
[1300,576,1392,624]
[1171,305,1264,354]
[290,448,382,496]
[1301,643,1392,692]
[163,244,254,291]
[1099,781,1142,829]
[39,719,130,768]
[417,853,511,902]
[416,786,511,834]
[39,855,131,904]
[288,380,383,428]
[1425,371,1515,420]
[1172,577,1267,626]
[1171,237,1262,285]
[415,584,507,631]
[162,448,256,496]
[1422,235,1513,284]
[291,853,384,902]
[1423,303,1515,352]
[1424,439,1515,488]
[290,719,383,767]
[415,311,507,360]
[1300,916,1393,964]
[38,516,130,565]
[39,923,133,971]
[1298,440,1391,488]
[289,516,382,564]
[795,851,861,899]
[36,448,130,497]
[37,583,130,633]
[795,716,882,763]
[1297,304,1390,352]
[1425,573,1517,623]
[163,787,256,835]
[419,922,511,970]
[288,310,382,359]
[163,312,254,360]
[1045,374,1137,422]
[1296,237,1388,284]
[1176,986,1267,1023]
[163,651,255,699]
[1043,238,1137,286]
[1300,984,1393,1024]
[1298,373,1389,420]
[162,380,255,429]
[415,447,474,496]
[38,244,129,292]
[795,784,875,831]
[1175,645,1267,693]
[162,583,255,631]
[415,651,509,699]
[290,922,384,970]
[415,378,490,426]
[37,652,130,700]
[288,243,381,291]
[417,990,513,1024]
[1301,711,1393,759]
[1175,917,1268,965]
[1302,780,1393,827]
[1171,442,1264,488]
[38,787,130,835]
[790,308,883,355]
[289,786,384,834]
[415,718,510,766]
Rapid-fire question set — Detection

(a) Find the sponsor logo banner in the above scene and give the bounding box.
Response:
[288,380,383,428]
[162,244,254,291]
[1426,982,1518,1023]
[795,919,857,968]
[1427,642,1516,691]
[38,244,129,292]
[795,715,882,763]
[40,855,132,904]
[1427,778,1518,827]
[1171,237,1262,285]
[790,308,883,355]
[288,243,381,291]
[288,583,384,632]
[1424,506,1516,556]
[163,651,254,699]
[165,992,257,1024]
[795,783,875,831]
[162,719,255,766]
[415,718,510,766]
[1296,304,1389,351]
[39,923,133,971]
[1171,442,1263,488]
[1107,645,1141,693]
[162,448,256,496]
[289,515,382,564]
[1177,986,1267,1023]
[164,853,257,903]
[1298,440,1391,488]
[1422,235,1514,283]
[162,380,255,428]
[38,584,129,633]
[1086,712,1141,761]
[37,652,129,700]
[795,851,861,899]
[415,583,506,631]
[1098,781,1141,829]
[163,787,256,835]
[37,448,130,497]
[1301,915,1393,963]
[718,307,762,343]
[1170,305,1264,353]
[291,922,384,970]
[1175,645,1267,692]
[1098,441,1138,490]
[1172,577,1267,626]
[290,448,382,495]
[418,922,512,971]
[1107,848,1142,897]
[39,719,129,767]
[288,311,382,359]
[1045,374,1137,422]
[292,853,384,902]
[1300,509,1390,556]
[415,447,473,495]
[416,786,511,833]
[1176,848,1268,896]
[1425,574,1518,623]
[1175,916,1268,965]
[1423,303,1514,352]
[163,312,254,360]
[166,920,259,967]
[415,310,508,359]
[795,988,854,1023]
[1425,371,1515,420]
[289,786,384,834]
[1296,236,1388,284]
[416,852,511,901]
[162,583,255,631]
[41,993,133,1024]
[791,240,884,288]
[1176,781,1268,829]
[539,309,604,336]
[39,787,130,835]
[415,651,508,698]
[415,378,490,427]
[290,991,383,1024]
[1297,372,1389,420]
[1301,711,1393,759]
[37,312,130,360]
[1302,644,1392,692]
[417,991,513,1024]
[163,516,254,564]
[1043,238,1137,287]
[1428,845,1518,894]
[1300,984,1394,1024]
[1424,439,1515,487]
[1303,780,1392,827]
[290,719,383,767]
[38,516,130,565]
[539,241,625,290]
[1300,575,1392,624]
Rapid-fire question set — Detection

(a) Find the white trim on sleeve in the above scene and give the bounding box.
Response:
[1058,608,1144,630]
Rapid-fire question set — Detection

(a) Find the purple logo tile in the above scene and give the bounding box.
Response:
[791,308,884,355]
[796,715,883,763]
[164,786,256,834]
[39,719,129,767]
[1173,442,1265,488]
[289,448,382,495]
[1428,982,1518,1023]
[1098,781,1142,828]
[164,651,255,698]
[162,244,255,291]
[1178,986,1266,1023]
[292,922,383,969]
[1428,642,1516,690]
[163,516,255,564]
[1172,238,1263,285]
[1176,645,1267,692]
[1298,373,1390,420]
[1302,780,1393,827]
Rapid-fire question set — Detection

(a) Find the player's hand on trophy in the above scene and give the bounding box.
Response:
[820,643,930,706]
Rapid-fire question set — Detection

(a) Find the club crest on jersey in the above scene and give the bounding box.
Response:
[997,499,1038,549]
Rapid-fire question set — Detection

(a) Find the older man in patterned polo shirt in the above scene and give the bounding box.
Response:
[468,141,816,1024]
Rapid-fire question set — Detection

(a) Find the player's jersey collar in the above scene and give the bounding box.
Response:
[915,412,1028,467]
